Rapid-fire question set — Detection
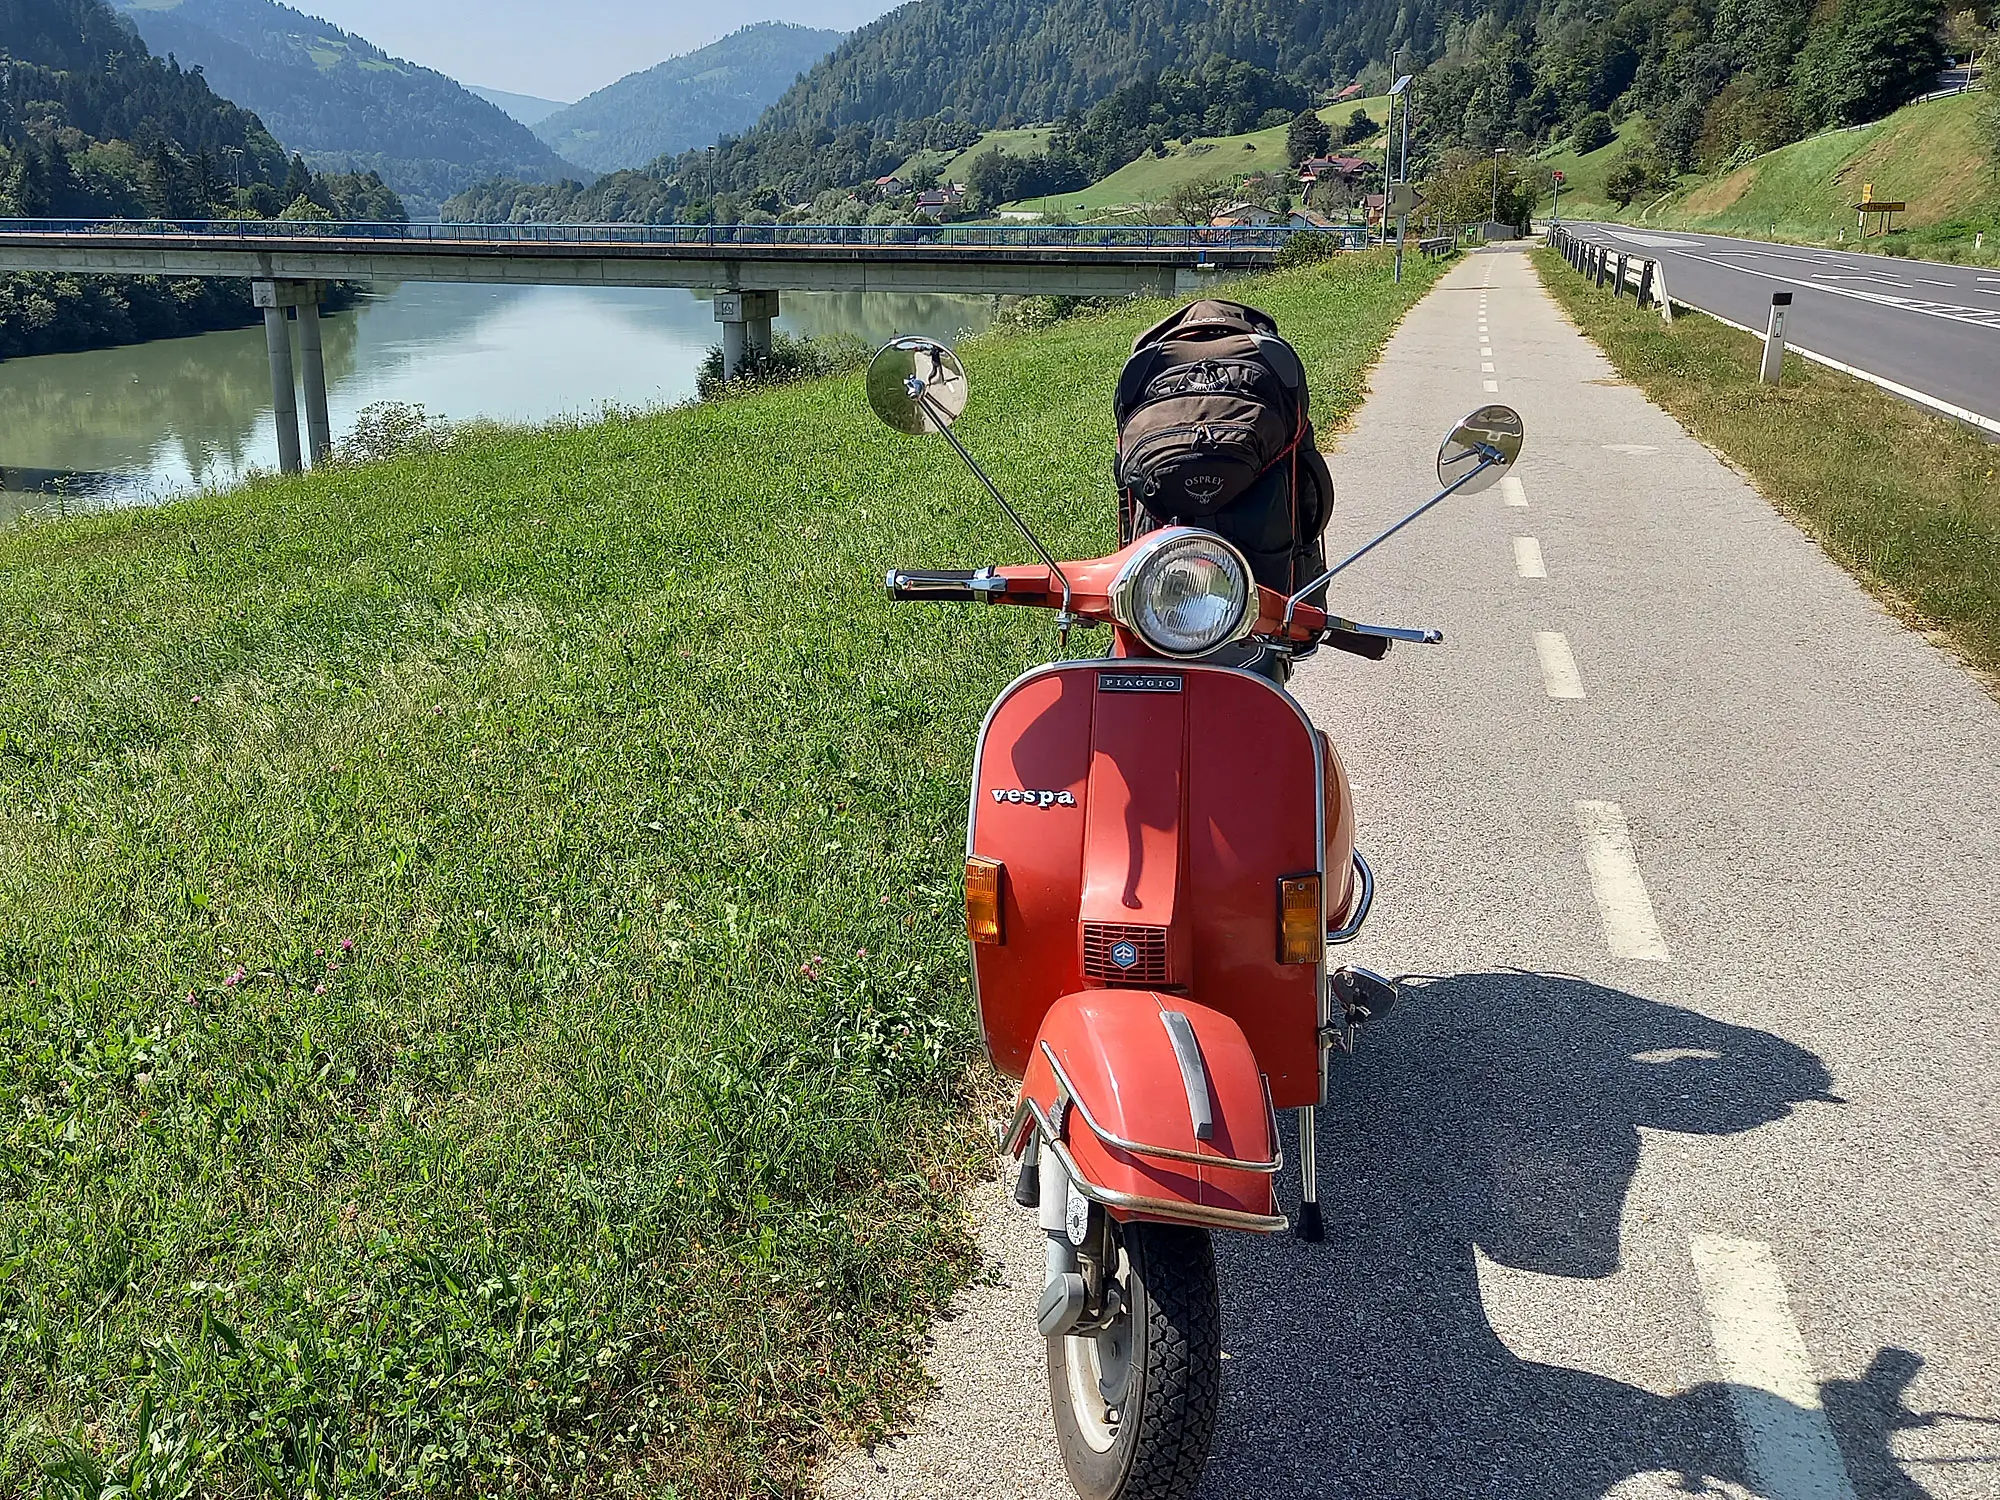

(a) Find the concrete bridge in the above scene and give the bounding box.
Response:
[0,218,1327,473]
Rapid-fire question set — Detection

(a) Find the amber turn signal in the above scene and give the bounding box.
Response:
[1278,874,1322,964]
[965,856,1005,945]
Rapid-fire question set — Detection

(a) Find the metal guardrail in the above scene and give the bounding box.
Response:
[0,217,1308,252]
[1547,224,1674,319]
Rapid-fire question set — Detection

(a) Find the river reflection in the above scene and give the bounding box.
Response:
[0,282,998,524]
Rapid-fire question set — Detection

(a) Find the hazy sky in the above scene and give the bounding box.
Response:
[297,1,893,102]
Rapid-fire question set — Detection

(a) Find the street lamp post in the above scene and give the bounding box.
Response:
[1490,148,1506,226]
[1388,74,1413,283]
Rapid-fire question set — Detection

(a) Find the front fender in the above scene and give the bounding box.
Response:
[1013,990,1286,1233]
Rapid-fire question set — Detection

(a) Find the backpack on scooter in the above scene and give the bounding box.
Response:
[1113,299,1333,602]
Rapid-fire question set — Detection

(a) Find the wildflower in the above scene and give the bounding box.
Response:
[314,985,327,996]
[340,937,355,953]
[222,967,245,989]
[191,695,203,705]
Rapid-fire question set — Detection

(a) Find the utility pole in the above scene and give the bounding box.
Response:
[1490,148,1506,225]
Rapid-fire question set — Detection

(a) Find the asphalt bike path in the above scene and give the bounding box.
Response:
[822,247,2000,1499]
[1566,223,2000,433]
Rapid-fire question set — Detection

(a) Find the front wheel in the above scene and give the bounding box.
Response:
[1048,1220,1220,1500]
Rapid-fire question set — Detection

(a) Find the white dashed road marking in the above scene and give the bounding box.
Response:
[1573,800,1671,962]
[1484,379,1500,393]
[1534,632,1585,699]
[1500,476,1526,507]
[1689,1236,1859,1500]
[1482,361,1495,372]
[1512,537,1546,578]
[1602,444,1659,454]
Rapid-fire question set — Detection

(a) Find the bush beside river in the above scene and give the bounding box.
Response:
[0,249,1440,1497]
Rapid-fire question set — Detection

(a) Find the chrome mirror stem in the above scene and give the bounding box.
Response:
[916,388,1075,624]
[1282,449,1500,629]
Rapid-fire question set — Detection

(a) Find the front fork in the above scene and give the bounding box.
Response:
[1026,1133,1121,1339]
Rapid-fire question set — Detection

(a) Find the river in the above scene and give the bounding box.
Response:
[0,282,999,526]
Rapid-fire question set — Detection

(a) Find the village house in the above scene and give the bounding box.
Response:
[1209,201,1276,227]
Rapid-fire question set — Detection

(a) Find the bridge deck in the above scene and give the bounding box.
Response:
[0,220,1319,296]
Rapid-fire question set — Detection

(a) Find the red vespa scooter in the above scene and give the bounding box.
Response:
[865,336,1523,1500]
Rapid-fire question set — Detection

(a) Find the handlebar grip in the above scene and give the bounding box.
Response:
[885,569,1007,602]
[1323,627,1393,660]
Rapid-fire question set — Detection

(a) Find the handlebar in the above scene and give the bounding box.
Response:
[885,568,1009,602]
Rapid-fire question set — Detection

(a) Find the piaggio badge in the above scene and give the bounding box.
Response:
[1099,674,1184,693]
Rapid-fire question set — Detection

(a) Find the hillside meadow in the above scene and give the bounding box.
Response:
[1539,93,1997,261]
[0,249,1444,1498]
[1000,97,1391,216]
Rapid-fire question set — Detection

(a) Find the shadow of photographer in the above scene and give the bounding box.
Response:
[1199,969,1941,1499]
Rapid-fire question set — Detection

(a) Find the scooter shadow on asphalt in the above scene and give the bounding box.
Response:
[1200,969,1942,1500]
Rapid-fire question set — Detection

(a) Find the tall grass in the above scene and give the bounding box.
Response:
[0,249,1441,1498]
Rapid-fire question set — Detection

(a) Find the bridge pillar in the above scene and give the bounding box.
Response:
[714,290,780,381]
[253,279,330,472]
[296,294,333,464]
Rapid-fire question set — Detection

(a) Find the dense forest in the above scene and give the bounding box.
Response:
[533,22,845,175]
[0,0,404,358]
[107,0,581,217]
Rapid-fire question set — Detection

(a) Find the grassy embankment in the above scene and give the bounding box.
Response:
[1540,93,1998,264]
[1533,247,2000,678]
[0,248,1445,1498]
[995,97,1392,217]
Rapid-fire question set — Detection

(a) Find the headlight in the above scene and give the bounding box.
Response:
[1109,529,1254,659]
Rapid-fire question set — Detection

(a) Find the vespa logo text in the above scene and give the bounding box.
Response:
[992,788,1077,808]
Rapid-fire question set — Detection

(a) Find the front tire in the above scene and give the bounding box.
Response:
[1048,1220,1220,1500]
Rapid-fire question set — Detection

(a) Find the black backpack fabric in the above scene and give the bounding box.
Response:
[1113,299,1332,602]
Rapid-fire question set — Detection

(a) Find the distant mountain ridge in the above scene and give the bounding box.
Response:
[470,84,569,128]
[109,0,585,216]
[531,22,843,174]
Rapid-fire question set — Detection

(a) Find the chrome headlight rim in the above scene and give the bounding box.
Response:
[1108,527,1256,660]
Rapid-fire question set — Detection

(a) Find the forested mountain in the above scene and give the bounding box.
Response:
[445,0,1968,226]
[533,22,843,175]
[0,0,401,357]
[107,0,583,217]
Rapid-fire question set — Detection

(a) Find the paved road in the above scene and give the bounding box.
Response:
[823,247,2000,1500]
[1564,222,2000,431]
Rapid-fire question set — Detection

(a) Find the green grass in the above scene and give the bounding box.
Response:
[1668,93,1998,261]
[1534,247,2000,678]
[1001,98,1391,217]
[1550,95,2000,264]
[897,128,1058,185]
[1534,114,1652,220]
[0,248,1443,1499]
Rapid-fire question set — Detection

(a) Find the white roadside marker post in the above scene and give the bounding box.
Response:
[1760,292,1793,385]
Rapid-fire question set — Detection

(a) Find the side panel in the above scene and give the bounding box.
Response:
[1184,670,1324,1106]
[970,668,1094,1076]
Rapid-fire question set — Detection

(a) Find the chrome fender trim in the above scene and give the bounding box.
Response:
[1023,1096,1291,1234]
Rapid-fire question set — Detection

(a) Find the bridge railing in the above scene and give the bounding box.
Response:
[0,217,1345,251]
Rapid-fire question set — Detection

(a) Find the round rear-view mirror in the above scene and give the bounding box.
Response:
[867,337,969,435]
[1436,404,1524,494]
